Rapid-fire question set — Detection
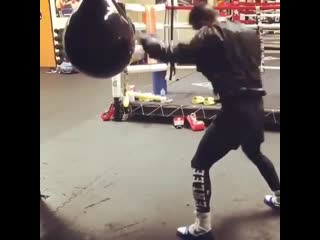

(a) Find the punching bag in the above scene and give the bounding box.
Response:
[63,0,135,78]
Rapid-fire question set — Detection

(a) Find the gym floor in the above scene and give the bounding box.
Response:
[40,69,280,240]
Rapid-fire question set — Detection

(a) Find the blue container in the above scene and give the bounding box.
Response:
[152,71,167,95]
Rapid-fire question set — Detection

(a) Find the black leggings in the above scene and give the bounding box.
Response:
[191,98,280,213]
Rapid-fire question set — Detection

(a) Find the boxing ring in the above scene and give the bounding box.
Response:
[109,2,280,127]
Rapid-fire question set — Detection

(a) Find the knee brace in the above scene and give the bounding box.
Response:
[192,168,211,213]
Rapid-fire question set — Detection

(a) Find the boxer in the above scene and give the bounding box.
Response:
[139,3,280,240]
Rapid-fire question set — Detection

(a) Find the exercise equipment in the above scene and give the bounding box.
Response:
[186,113,205,131]
[192,96,205,104]
[203,97,215,106]
[101,104,116,121]
[63,0,136,78]
[54,29,66,65]
[173,116,185,129]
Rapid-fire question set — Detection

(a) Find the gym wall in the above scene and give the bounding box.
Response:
[40,0,56,67]
[49,0,71,29]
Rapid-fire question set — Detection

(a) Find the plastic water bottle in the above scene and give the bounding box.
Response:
[160,88,166,103]
[160,88,166,97]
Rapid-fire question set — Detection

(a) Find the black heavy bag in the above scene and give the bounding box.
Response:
[63,0,135,78]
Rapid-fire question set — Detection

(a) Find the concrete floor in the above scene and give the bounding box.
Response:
[40,70,280,240]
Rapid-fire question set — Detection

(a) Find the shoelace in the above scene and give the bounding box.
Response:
[272,196,280,206]
[189,218,208,235]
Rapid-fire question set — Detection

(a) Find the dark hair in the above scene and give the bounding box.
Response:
[188,3,217,29]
